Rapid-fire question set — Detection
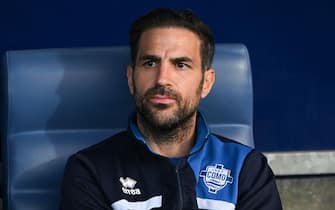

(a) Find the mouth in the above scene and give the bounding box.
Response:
[149,94,176,105]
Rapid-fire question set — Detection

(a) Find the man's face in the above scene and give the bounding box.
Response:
[127,27,215,130]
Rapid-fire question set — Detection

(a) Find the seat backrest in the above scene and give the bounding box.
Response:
[1,44,253,210]
[200,44,254,146]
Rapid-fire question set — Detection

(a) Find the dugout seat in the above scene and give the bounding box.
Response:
[1,44,254,210]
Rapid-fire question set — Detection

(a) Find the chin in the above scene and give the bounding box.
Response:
[148,110,179,128]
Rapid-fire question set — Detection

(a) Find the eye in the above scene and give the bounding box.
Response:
[176,62,190,70]
[143,60,157,68]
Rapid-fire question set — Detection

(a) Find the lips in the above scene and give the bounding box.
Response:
[149,94,175,104]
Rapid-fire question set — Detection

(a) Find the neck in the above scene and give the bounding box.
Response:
[137,112,197,158]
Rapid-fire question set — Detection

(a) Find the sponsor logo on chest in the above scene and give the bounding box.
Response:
[119,177,141,195]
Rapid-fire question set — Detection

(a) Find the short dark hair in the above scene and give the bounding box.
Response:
[129,8,215,71]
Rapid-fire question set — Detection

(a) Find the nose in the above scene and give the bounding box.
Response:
[156,62,171,86]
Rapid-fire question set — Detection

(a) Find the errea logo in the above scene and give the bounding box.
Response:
[119,177,141,195]
[200,164,233,194]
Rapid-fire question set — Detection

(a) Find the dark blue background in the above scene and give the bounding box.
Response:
[1,0,334,151]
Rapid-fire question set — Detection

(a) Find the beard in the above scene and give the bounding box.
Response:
[134,83,203,133]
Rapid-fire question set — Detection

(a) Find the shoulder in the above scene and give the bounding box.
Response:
[67,130,138,168]
[207,133,254,160]
[210,134,269,170]
[80,130,133,154]
[208,134,273,184]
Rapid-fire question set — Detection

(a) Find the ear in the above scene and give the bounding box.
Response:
[201,68,215,99]
[127,65,135,95]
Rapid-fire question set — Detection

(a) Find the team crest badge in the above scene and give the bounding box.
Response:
[200,164,233,194]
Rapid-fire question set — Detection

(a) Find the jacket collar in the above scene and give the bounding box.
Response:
[129,111,210,155]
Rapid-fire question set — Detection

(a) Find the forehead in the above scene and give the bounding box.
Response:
[137,27,201,59]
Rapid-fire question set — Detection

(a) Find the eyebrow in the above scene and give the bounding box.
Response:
[171,56,193,64]
[138,55,161,62]
[138,55,193,64]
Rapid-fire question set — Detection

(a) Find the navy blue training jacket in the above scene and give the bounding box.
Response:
[60,113,282,210]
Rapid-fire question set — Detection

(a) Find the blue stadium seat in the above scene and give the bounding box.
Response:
[1,44,253,210]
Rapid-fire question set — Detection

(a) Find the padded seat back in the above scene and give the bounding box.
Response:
[1,44,253,210]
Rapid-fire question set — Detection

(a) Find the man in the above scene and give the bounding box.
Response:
[60,8,282,210]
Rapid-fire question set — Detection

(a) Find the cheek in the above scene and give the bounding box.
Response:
[181,79,204,99]
[133,74,153,95]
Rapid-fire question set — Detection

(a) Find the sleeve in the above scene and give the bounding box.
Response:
[59,154,112,210]
[236,150,283,210]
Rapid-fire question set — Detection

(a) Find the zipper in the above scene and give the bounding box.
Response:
[175,160,184,210]
[174,134,209,210]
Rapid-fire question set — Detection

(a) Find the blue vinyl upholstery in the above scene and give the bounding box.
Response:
[1,44,253,210]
